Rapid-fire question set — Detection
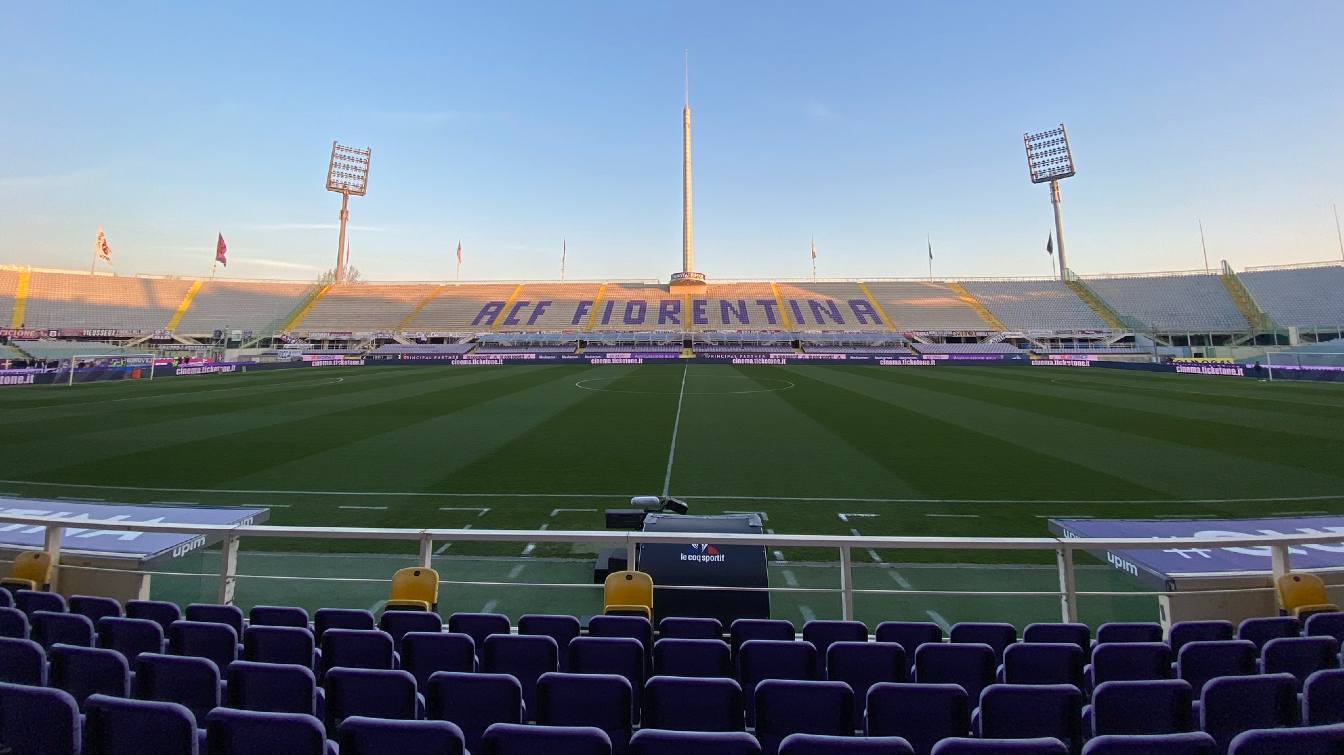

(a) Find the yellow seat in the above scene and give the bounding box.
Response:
[0,551,51,592]
[387,567,439,612]
[604,570,653,621]
[1277,572,1339,619]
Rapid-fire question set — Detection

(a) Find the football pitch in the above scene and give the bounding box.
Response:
[2,363,1343,628]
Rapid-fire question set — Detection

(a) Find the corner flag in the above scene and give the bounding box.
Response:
[215,233,228,267]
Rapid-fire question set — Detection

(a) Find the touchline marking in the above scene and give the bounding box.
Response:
[781,570,799,587]
[550,508,597,517]
[1035,515,1095,519]
[439,507,491,517]
[481,599,499,613]
[926,610,952,632]
[800,606,818,623]
[661,365,689,497]
[521,523,549,556]
[838,513,879,522]
[925,513,980,518]
[339,505,387,510]
[57,496,103,502]
[434,523,473,555]
[507,564,526,579]
[886,567,913,590]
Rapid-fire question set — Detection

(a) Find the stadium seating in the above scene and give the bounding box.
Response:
[338,715,466,755]
[961,280,1106,331]
[642,675,744,731]
[536,672,634,754]
[21,271,195,331]
[1082,733,1216,755]
[825,641,907,727]
[629,729,762,755]
[865,281,989,330]
[1085,679,1194,737]
[1239,264,1344,328]
[754,679,854,755]
[1084,273,1248,331]
[84,694,199,755]
[207,708,333,755]
[0,681,81,755]
[1228,723,1344,754]
[1276,572,1339,619]
[175,279,312,335]
[225,660,322,716]
[97,615,168,661]
[134,652,221,721]
[866,682,970,755]
[653,637,732,677]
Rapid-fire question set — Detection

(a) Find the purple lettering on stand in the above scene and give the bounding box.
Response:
[788,300,806,325]
[502,301,530,326]
[658,299,682,325]
[572,300,593,326]
[720,299,749,325]
[809,299,844,325]
[756,299,780,325]
[473,302,505,326]
[624,301,647,325]
[600,300,616,326]
[692,299,709,325]
[527,301,553,326]
[849,300,881,325]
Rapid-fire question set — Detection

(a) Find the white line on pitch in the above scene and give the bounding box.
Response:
[800,606,817,623]
[726,510,769,522]
[57,496,103,502]
[1278,510,1330,515]
[339,505,387,510]
[661,365,689,497]
[550,508,597,517]
[782,570,799,587]
[925,513,979,518]
[367,599,387,614]
[838,513,878,522]
[1034,515,1094,519]
[481,599,499,613]
[507,564,525,579]
[439,507,491,517]
[434,524,473,555]
[151,501,200,506]
[926,610,952,632]
[521,523,549,556]
[849,526,885,563]
[772,550,786,562]
[886,568,913,590]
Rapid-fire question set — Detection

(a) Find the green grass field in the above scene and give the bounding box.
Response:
[3,363,1343,627]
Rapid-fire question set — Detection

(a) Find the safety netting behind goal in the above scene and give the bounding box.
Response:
[56,354,157,385]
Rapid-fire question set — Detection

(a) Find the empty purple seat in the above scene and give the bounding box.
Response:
[1200,673,1298,754]
[226,660,320,716]
[738,640,816,726]
[538,672,634,754]
[1227,722,1344,755]
[629,729,761,755]
[976,684,1083,753]
[483,633,559,717]
[481,722,612,755]
[779,733,915,754]
[659,616,723,640]
[324,667,421,730]
[0,606,29,639]
[425,671,524,754]
[134,652,221,722]
[653,638,731,677]
[1095,623,1163,645]
[30,611,93,649]
[313,608,375,641]
[1304,668,1344,725]
[126,600,182,633]
[319,628,395,676]
[1024,623,1090,650]
[950,623,1017,663]
[0,590,9,608]
[875,622,943,657]
[205,708,330,755]
[1082,733,1216,755]
[402,631,476,688]
[0,636,45,685]
[519,614,581,668]
[168,620,238,675]
[754,679,853,755]
[1087,642,1171,689]
[642,675,744,732]
[0,681,81,755]
[97,616,165,664]
[243,624,316,668]
[1177,640,1257,695]
[1304,612,1344,644]
[69,595,122,625]
[48,644,130,709]
[448,613,511,659]
[380,610,443,649]
[1237,617,1299,651]
[730,619,796,659]
[931,737,1068,754]
[186,603,245,635]
[826,641,906,728]
[338,715,466,755]
[915,643,997,702]
[590,615,654,671]
[1001,642,1083,688]
[1086,680,1193,737]
[83,694,199,755]
[802,620,867,677]
[570,636,646,723]
[249,605,310,629]
[1170,621,1233,655]
[1260,635,1338,687]
[866,682,969,755]
[16,590,66,616]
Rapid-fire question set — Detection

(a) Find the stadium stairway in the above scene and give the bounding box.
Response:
[491,285,527,332]
[282,283,333,332]
[768,283,797,330]
[1064,277,1128,330]
[8,269,29,328]
[584,283,610,331]
[944,282,1005,331]
[856,282,898,331]
[1219,264,1276,331]
[397,285,448,331]
[165,280,204,333]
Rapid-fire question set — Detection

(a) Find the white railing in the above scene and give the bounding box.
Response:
[2,510,1334,623]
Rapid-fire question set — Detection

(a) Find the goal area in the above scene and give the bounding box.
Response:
[1264,351,1344,381]
[57,353,157,386]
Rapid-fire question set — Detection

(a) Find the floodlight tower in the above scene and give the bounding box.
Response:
[325,141,372,283]
[1024,124,1076,281]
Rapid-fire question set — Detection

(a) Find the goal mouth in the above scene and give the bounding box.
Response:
[58,354,158,386]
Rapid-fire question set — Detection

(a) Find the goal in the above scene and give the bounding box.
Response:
[1264,351,1344,381]
[58,353,157,386]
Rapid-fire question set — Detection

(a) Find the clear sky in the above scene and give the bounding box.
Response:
[2,1,1342,282]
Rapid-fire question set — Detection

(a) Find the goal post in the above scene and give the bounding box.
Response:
[61,354,157,386]
[1264,351,1344,382]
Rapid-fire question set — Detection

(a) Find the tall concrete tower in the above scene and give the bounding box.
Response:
[672,52,706,287]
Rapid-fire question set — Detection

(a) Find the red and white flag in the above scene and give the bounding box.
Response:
[215,233,228,267]
[95,228,112,262]
[456,240,463,265]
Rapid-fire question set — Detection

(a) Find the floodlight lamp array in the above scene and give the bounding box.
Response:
[326,142,372,196]
[1024,125,1076,184]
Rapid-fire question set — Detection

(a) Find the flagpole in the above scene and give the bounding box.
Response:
[1198,219,1210,273]
[1334,203,1343,262]
[561,238,567,282]
[927,235,932,281]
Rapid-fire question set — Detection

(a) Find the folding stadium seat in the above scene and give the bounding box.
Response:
[401,631,476,688]
[380,609,443,649]
[653,637,731,677]
[1081,733,1216,755]
[537,672,634,755]
[753,679,854,755]
[1177,640,1257,695]
[48,643,130,709]
[519,614,582,668]
[1095,622,1163,645]
[1260,635,1338,686]
[604,571,654,620]
[206,708,332,755]
[730,618,796,659]
[448,612,511,659]
[1085,679,1194,738]
[1303,668,1344,725]
[826,641,906,727]
[249,605,310,628]
[0,606,29,638]
[975,684,1083,754]
[388,567,440,612]
[738,640,817,726]
[1199,673,1298,754]
[642,674,744,732]
[226,660,321,716]
[318,628,395,676]
[1170,621,1234,655]
[97,616,165,664]
[802,620,868,677]
[0,590,10,608]
[0,636,46,685]
[589,614,655,666]
[1305,612,1344,644]
[0,681,81,755]
[0,551,51,593]
[930,737,1068,754]
[243,624,316,668]
[569,636,646,723]
[424,671,524,754]
[134,652,221,722]
[338,715,467,755]
[865,682,968,755]
[659,616,723,639]
[323,667,422,730]
[70,594,122,624]
[1227,722,1344,755]
[313,607,375,640]
[16,588,66,615]
[480,722,612,755]
[1275,572,1339,620]
[1000,642,1084,688]
[779,734,915,755]
[186,603,245,635]
[1086,641,1171,689]
[83,694,199,755]
[950,623,1017,663]
[30,610,94,648]
[1237,617,1300,651]
[629,729,762,755]
[915,643,997,703]
[483,632,558,716]
[126,599,183,633]
[1024,623,1090,650]
[875,621,943,657]
[168,620,239,674]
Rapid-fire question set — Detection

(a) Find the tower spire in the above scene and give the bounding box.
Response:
[672,51,705,287]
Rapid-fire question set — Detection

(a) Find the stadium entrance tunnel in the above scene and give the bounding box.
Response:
[574,374,795,395]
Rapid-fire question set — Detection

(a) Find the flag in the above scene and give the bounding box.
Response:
[810,238,817,260]
[1046,234,1054,256]
[456,240,463,265]
[95,228,112,262]
[562,238,567,266]
[927,238,933,261]
[215,233,228,267]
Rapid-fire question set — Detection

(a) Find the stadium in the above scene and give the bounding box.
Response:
[4,5,1344,755]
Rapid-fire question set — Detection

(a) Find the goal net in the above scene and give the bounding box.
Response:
[57,354,157,386]
[1264,351,1344,381]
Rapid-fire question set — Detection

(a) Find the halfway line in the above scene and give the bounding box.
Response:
[662,365,689,497]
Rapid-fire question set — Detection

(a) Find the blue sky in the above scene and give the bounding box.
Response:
[1,1,1341,282]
